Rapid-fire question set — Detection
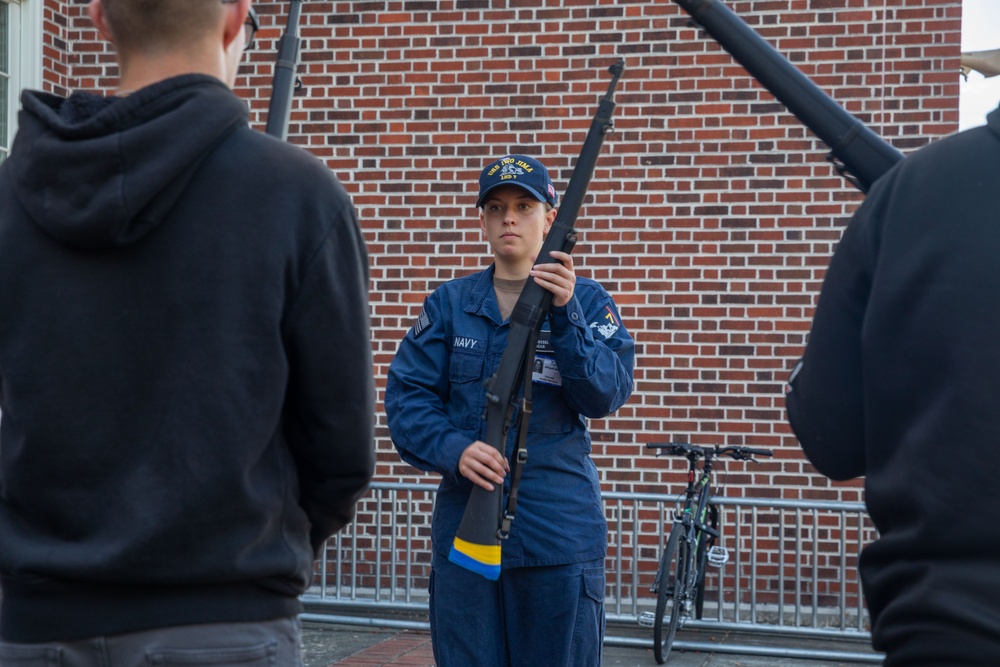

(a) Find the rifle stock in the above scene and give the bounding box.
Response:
[449,60,625,580]
[265,0,303,140]
[670,0,903,192]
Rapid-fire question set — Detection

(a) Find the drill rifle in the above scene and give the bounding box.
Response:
[264,0,303,140]
[449,59,625,580]
[671,0,903,192]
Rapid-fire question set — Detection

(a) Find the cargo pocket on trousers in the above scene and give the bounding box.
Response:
[0,644,62,667]
[145,641,277,666]
[581,566,606,607]
[571,566,607,653]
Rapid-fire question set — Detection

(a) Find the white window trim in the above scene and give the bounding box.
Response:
[3,0,44,155]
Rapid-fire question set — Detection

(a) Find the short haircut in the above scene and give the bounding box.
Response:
[100,0,223,54]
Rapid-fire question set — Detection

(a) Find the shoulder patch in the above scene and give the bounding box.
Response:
[589,304,621,340]
[412,307,432,338]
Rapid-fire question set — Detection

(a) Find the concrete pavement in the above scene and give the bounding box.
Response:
[301,620,883,667]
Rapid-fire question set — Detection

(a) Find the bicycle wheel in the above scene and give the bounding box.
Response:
[652,528,687,664]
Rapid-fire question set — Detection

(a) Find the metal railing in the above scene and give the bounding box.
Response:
[301,482,883,663]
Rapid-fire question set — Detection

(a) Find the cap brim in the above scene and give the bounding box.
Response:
[476,182,548,208]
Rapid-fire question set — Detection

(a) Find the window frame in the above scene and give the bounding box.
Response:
[1,0,43,161]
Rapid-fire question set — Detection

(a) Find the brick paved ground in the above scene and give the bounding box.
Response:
[326,631,434,667]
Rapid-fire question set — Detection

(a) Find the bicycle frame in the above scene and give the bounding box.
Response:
[683,457,720,541]
[653,450,720,593]
[650,451,719,600]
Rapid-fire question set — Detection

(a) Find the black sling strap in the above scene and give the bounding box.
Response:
[497,326,539,540]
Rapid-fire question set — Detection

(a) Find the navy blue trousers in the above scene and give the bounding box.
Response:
[429,554,606,667]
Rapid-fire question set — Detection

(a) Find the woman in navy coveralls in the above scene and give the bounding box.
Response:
[386,155,635,666]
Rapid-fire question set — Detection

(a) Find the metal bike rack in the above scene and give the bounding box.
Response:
[302,482,883,663]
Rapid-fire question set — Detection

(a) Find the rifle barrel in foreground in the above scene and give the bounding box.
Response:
[671,0,903,192]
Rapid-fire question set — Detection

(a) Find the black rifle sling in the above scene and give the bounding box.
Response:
[498,326,539,539]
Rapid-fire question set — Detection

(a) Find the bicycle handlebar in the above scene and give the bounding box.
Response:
[646,441,774,461]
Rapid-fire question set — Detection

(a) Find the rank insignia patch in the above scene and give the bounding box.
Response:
[413,307,431,338]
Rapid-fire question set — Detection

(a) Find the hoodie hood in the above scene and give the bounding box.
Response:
[988,103,1000,141]
[7,74,247,249]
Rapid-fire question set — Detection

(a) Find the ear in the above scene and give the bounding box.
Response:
[222,0,251,49]
[88,0,114,44]
[544,206,557,234]
[479,210,487,235]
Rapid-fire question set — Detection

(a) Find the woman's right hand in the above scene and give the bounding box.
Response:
[458,441,509,491]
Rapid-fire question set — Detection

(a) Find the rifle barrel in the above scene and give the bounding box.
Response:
[265,0,304,140]
[672,0,903,192]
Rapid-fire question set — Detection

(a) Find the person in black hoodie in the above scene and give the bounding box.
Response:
[0,0,374,660]
[786,105,1000,666]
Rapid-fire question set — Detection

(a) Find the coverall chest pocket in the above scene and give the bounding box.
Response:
[526,382,575,434]
[447,345,486,430]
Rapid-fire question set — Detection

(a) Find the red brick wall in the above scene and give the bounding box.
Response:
[46,0,962,506]
[39,0,68,96]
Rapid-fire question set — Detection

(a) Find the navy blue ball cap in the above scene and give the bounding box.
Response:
[476,155,559,208]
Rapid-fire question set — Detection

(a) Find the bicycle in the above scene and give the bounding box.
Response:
[640,441,773,664]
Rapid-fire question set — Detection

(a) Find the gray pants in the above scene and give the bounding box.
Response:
[0,616,302,667]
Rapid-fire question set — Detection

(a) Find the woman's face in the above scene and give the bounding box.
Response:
[479,185,556,264]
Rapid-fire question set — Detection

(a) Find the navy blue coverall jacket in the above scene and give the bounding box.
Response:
[386,265,635,568]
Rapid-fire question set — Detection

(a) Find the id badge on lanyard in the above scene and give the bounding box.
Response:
[531,331,562,387]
